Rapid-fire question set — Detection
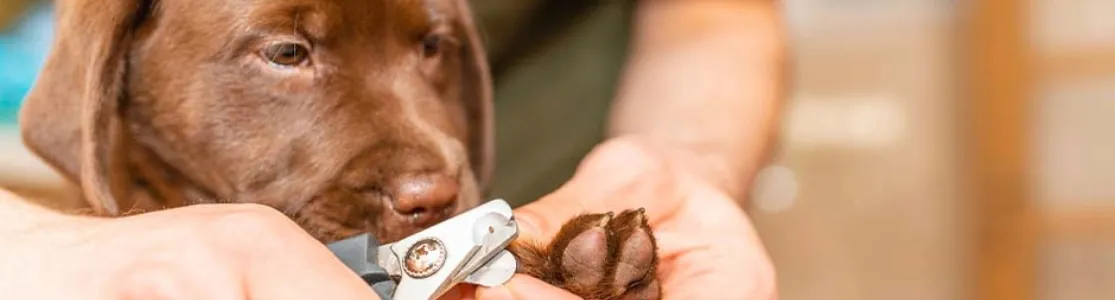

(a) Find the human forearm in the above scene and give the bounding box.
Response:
[608,0,785,201]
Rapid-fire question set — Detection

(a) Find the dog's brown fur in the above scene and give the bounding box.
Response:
[20,0,659,298]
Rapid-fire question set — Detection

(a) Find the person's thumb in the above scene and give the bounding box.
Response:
[475,275,581,300]
[512,138,681,242]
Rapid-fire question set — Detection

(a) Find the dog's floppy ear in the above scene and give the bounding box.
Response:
[452,0,496,193]
[19,0,147,215]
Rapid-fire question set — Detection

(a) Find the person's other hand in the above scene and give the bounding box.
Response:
[472,136,777,300]
[0,195,379,300]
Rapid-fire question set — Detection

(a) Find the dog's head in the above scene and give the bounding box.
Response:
[20,0,494,243]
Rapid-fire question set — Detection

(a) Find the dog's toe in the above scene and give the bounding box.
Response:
[556,213,612,293]
[509,209,660,300]
[607,209,658,298]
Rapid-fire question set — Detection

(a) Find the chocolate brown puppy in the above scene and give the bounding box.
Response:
[20,0,659,298]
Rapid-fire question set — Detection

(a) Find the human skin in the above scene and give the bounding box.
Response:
[0,189,382,300]
[0,136,775,300]
[449,137,778,300]
[0,0,781,298]
[460,0,786,299]
[608,0,785,203]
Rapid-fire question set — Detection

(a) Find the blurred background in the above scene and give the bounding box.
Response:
[1,0,1113,299]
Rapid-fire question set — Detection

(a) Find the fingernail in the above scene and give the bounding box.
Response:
[515,214,540,236]
[511,207,551,240]
[477,285,514,300]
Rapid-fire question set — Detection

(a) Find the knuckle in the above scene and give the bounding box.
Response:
[218,204,289,227]
[202,204,300,244]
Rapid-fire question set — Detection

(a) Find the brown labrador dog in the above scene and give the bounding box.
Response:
[20,0,660,299]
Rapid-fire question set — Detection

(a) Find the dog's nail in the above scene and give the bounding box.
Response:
[598,212,614,226]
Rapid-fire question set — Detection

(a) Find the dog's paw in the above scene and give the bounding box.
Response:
[509,209,660,300]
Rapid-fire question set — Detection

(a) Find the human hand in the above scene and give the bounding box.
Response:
[465,136,776,299]
[0,192,379,300]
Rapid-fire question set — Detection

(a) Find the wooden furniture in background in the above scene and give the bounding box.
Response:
[962,0,1038,299]
[967,0,1115,298]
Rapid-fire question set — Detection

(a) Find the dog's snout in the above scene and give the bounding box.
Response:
[390,172,459,225]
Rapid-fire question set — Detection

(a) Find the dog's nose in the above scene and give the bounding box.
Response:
[390,173,459,226]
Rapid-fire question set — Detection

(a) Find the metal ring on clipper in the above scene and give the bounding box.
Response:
[403,237,448,278]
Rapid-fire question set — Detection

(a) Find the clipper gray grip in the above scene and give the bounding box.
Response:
[326,233,397,300]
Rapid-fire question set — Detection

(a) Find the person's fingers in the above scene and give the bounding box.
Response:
[222,207,381,300]
[243,249,379,300]
[438,284,478,300]
[513,138,684,241]
[475,275,582,300]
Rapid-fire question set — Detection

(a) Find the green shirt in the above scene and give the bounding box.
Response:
[471,0,636,206]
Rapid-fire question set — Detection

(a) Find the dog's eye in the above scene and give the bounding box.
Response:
[261,42,310,66]
[421,34,442,57]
